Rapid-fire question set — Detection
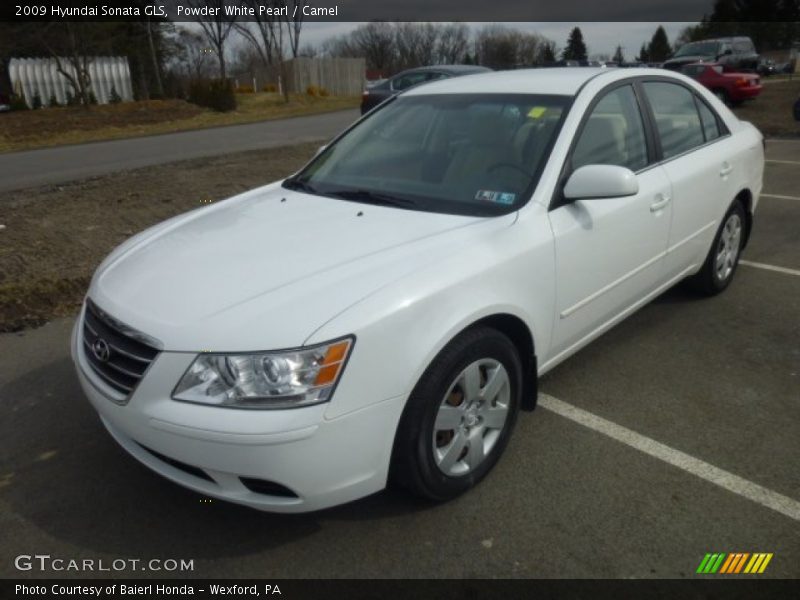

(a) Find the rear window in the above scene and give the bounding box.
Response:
[695,99,721,142]
[674,41,719,58]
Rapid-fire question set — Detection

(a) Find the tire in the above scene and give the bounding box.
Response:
[713,88,730,106]
[685,200,746,296]
[390,327,522,502]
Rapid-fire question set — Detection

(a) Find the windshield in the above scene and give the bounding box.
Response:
[284,93,570,216]
[674,41,720,58]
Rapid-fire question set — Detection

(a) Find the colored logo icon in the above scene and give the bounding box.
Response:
[696,552,773,574]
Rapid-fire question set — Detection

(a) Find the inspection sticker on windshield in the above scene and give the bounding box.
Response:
[527,106,547,119]
[475,190,516,204]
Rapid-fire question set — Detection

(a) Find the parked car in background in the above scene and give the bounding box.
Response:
[663,37,759,72]
[360,65,491,114]
[73,67,764,512]
[681,63,762,105]
[757,59,777,76]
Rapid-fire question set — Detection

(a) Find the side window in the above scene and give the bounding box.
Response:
[392,72,429,91]
[695,97,721,142]
[426,72,449,82]
[571,85,648,172]
[643,82,705,159]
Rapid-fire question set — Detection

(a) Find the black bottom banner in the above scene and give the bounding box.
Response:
[4,579,799,600]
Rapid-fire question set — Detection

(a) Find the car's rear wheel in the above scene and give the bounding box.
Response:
[390,327,522,501]
[686,200,745,296]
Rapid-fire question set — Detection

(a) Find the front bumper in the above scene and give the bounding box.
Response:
[70,315,406,513]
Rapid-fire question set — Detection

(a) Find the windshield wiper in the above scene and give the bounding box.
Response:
[324,188,417,208]
[283,177,318,194]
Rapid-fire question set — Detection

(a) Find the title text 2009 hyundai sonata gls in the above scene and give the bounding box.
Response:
[72,68,764,512]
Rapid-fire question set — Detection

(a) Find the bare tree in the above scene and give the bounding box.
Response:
[474,25,549,68]
[282,1,310,59]
[436,23,469,64]
[234,0,284,68]
[177,28,215,79]
[40,22,103,107]
[350,22,396,72]
[188,0,235,79]
[319,34,360,58]
[146,16,165,96]
[297,43,318,58]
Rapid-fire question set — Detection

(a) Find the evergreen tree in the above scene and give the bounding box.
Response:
[637,43,650,63]
[562,27,587,61]
[612,45,625,64]
[647,26,672,62]
[538,41,556,64]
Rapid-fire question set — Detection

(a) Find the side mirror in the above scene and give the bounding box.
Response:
[563,165,639,200]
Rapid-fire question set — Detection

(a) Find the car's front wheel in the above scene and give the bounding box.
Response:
[686,200,746,295]
[390,327,522,501]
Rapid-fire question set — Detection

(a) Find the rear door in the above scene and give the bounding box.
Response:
[640,80,739,279]
[548,83,673,356]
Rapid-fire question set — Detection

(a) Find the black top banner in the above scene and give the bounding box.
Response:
[3,0,732,23]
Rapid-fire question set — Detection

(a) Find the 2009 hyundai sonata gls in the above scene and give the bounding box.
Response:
[72,68,763,512]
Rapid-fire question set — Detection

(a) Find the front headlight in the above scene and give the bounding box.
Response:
[172,337,353,409]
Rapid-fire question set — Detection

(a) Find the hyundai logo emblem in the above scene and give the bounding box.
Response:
[92,338,111,362]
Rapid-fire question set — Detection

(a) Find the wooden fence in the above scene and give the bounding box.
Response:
[283,58,366,96]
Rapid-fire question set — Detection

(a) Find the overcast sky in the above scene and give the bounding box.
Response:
[295,22,696,61]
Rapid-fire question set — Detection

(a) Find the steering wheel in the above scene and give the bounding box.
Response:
[487,162,532,178]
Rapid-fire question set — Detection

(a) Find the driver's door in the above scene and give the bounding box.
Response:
[547,84,673,358]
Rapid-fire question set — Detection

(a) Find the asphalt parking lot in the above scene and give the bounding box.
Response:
[0,140,798,580]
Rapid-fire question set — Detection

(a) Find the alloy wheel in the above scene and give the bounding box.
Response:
[715,213,742,283]
[432,358,510,476]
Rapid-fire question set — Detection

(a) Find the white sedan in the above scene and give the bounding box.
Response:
[72,68,764,512]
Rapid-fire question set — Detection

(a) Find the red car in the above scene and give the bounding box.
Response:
[681,63,762,106]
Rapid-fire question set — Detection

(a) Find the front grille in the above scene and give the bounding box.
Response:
[81,300,160,398]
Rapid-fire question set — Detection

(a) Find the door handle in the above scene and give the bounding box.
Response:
[650,194,671,213]
[720,163,733,177]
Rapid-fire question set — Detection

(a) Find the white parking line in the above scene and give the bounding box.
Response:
[538,393,800,523]
[740,260,800,277]
[766,159,800,165]
[761,193,800,201]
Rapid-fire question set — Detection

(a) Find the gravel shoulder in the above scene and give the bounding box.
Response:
[0,142,319,332]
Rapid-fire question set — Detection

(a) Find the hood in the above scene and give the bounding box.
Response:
[90,183,511,351]
[663,56,711,69]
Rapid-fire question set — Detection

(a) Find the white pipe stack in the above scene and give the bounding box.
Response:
[8,57,135,106]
